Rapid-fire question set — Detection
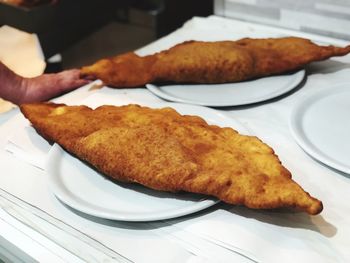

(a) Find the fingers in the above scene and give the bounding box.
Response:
[20,69,92,103]
[73,78,91,87]
[55,68,91,91]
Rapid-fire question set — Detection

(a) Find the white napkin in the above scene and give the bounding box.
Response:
[0,25,46,113]
[5,124,50,169]
[0,25,45,78]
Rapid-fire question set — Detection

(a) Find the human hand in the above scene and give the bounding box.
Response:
[19,68,90,104]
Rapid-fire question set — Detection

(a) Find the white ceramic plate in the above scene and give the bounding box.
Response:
[290,84,350,174]
[46,102,249,221]
[146,70,305,107]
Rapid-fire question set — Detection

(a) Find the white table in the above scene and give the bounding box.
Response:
[1,16,350,263]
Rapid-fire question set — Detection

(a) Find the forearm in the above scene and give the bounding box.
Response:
[0,62,28,104]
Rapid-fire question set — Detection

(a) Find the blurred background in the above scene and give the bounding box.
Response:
[0,0,213,71]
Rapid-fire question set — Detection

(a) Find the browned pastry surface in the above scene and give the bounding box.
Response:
[21,102,323,215]
[81,37,350,88]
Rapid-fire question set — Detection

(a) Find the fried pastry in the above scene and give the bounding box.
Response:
[80,37,350,88]
[20,102,323,215]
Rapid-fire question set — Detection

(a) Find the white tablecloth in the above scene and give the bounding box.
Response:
[1,16,350,262]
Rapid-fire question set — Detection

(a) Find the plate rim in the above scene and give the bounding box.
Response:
[46,101,250,221]
[290,84,350,174]
[146,69,305,107]
[47,145,220,221]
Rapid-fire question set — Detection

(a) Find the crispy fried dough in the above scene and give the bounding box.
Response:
[80,37,350,88]
[21,102,323,214]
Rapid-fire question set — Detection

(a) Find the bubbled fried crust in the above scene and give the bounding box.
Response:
[80,37,350,88]
[20,102,323,215]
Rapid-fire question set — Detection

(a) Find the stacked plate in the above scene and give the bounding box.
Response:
[290,84,350,174]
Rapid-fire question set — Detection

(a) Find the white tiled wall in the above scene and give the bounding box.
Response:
[214,0,350,40]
